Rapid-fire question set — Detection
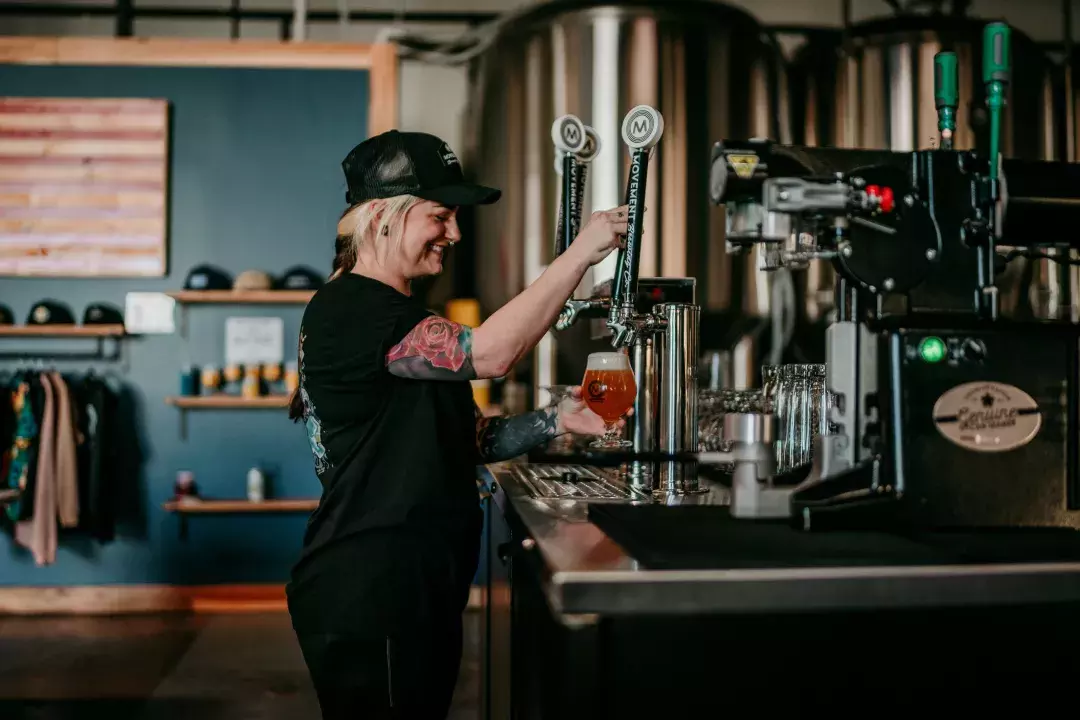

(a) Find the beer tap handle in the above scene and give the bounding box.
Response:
[608,105,664,347]
[572,124,601,241]
[551,115,587,258]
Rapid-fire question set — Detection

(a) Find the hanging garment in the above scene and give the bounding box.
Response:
[19,373,46,522]
[15,373,57,566]
[74,374,116,542]
[2,374,39,524]
[50,372,78,528]
[0,372,14,468]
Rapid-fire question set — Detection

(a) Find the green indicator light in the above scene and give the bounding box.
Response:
[919,336,946,363]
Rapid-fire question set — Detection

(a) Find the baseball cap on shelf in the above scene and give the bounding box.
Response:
[26,299,75,325]
[277,265,324,291]
[341,130,501,208]
[0,303,13,325]
[83,303,124,326]
[234,270,273,291]
[184,264,232,291]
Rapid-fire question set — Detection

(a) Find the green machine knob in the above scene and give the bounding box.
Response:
[983,22,1011,170]
[934,51,958,148]
[983,22,1011,84]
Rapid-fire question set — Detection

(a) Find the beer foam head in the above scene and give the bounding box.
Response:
[586,351,629,370]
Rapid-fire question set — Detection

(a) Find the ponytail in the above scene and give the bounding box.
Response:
[329,231,358,281]
[288,388,304,423]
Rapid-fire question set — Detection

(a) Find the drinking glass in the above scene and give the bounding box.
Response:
[761,364,830,473]
[697,389,769,453]
[581,351,636,448]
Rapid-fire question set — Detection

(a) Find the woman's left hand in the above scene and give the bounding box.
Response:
[555,386,627,436]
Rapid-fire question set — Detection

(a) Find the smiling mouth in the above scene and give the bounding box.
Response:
[427,243,449,257]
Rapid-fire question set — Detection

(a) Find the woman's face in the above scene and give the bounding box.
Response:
[395,200,461,280]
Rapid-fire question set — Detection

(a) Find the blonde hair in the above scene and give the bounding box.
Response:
[330,194,422,279]
[291,193,422,422]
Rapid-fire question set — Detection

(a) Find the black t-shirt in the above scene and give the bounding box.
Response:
[286,273,482,631]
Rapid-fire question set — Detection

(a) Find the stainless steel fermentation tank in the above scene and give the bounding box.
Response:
[461,0,792,397]
[788,12,1074,321]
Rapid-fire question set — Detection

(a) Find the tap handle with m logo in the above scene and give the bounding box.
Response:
[552,114,587,257]
[609,104,664,336]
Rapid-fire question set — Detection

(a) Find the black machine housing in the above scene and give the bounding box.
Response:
[710,139,1080,530]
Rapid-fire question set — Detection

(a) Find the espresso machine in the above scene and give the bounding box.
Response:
[551,105,703,497]
[708,22,1080,530]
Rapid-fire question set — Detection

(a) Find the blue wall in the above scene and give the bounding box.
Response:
[0,65,370,585]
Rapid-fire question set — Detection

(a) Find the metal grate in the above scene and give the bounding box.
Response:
[511,464,644,501]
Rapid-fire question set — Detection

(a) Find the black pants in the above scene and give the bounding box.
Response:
[295,618,463,719]
[289,523,480,719]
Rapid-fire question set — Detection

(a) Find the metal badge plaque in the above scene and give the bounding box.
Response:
[932,381,1041,453]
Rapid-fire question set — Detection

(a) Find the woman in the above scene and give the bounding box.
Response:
[286,130,628,719]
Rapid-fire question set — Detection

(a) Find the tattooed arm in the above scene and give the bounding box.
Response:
[472,387,615,463]
[386,316,478,380]
[474,404,562,463]
[386,207,629,381]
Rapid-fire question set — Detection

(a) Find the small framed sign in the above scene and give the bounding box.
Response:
[225,317,284,366]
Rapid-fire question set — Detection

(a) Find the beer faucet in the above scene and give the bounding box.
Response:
[607,104,665,348]
[553,121,609,331]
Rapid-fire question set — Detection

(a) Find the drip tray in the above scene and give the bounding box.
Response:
[511,464,648,502]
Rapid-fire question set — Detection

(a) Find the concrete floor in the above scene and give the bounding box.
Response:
[0,611,481,719]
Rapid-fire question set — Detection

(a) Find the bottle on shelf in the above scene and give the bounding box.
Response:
[247,467,265,502]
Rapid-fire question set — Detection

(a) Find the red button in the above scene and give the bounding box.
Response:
[880,187,895,213]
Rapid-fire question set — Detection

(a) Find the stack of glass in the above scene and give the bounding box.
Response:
[698,364,832,474]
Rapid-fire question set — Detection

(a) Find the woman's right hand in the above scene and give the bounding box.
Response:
[568,205,630,267]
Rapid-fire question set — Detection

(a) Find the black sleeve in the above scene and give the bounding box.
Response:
[299,280,431,428]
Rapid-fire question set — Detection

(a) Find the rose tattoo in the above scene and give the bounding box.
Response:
[386,315,477,380]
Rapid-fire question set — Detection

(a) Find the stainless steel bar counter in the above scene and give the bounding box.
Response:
[487,463,1080,618]
[479,461,1080,719]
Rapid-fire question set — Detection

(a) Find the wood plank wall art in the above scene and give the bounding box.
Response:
[0,97,169,277]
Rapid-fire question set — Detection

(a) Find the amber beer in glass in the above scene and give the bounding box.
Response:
[582,351,636,448]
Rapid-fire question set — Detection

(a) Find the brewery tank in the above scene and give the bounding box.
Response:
[460,0,792,393]
[788,10,1071,320]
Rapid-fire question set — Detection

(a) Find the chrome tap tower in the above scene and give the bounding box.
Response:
[603,106,703,495]
[552,104,703,495]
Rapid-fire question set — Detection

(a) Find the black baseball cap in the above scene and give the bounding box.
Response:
[184,264,232,291]
[83,303,124,325]
[27,299,75,325]
[342,130,501,207]
[278,265,324,291]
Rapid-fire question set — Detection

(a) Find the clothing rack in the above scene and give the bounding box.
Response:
[2,368,128,566]
[0,325,128,362]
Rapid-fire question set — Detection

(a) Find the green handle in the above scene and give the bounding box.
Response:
[935,52,958,112]
[983,22,1011,171]
[983,22,1011,84]
[934,51,958,145]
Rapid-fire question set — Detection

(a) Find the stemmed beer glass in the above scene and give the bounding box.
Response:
[581,351,636,448]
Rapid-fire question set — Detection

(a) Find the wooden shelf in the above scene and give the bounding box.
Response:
[167,290,314,304]
[166,395,289,409]
[163,498,318,513]
[0,324,125,337]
